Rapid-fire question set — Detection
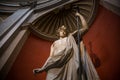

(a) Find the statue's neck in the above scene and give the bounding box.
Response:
[60,36,66,39]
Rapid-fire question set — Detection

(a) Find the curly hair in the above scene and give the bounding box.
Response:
[56,25,69,37]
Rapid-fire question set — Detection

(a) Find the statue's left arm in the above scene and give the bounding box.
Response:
[33,43,54,74]
[71,12,88,36]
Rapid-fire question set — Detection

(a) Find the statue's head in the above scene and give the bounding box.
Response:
[57,25,68,38]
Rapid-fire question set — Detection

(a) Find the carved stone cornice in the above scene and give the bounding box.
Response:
[30,0,99,41]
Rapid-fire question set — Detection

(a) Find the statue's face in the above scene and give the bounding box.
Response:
[59,30,66,38]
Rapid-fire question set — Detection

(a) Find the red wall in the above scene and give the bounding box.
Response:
[83,6,120,80]
[5,5,120,80]
[5,34,53,80]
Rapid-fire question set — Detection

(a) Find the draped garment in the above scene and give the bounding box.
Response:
[40,34,100,80]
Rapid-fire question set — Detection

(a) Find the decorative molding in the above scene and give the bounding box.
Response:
[0,28,30,80]
[0,9,33,54]
[100,0,120,16]
[30,0,99,41]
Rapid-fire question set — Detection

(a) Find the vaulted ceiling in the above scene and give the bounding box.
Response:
[30,0,99,40]
[0,0,99,41]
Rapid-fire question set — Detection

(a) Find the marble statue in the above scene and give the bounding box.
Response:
[33,12,100,80]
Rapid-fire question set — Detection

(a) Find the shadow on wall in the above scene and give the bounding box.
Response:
[89,41,101,68]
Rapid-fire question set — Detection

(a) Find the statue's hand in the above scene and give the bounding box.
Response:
[75,12,80,16]
[33,68,43,74]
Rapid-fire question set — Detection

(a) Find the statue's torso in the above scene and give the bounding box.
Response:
[53,37,68,56]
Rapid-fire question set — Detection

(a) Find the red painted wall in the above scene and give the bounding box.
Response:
[5,34,53,80]
[5,5,120,80]
[83,6,120,80]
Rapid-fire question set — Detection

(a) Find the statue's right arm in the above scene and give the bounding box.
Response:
[71,12,88,36]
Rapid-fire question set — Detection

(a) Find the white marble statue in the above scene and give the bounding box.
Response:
[33,12,100,80]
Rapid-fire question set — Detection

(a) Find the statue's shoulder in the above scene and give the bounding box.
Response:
[54,37,68,44]
[52,39,59,46]
[54,39,59,43]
